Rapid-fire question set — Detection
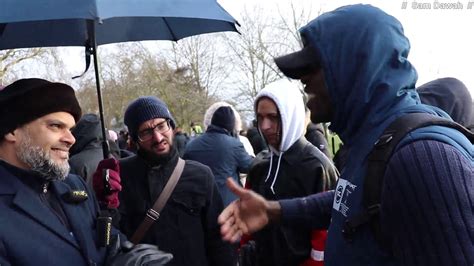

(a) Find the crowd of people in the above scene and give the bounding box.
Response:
[0,4,472,266]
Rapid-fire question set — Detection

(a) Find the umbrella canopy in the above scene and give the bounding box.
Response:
[0,0,238,48]
[0,0,239,158]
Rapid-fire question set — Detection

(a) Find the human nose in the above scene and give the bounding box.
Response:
[260,118,271,131]
[151,129,165,141]
[62,130,76,147]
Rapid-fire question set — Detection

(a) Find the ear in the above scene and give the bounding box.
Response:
[4,130,18,143]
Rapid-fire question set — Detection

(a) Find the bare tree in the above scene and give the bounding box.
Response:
[0,48,49,84]
[75,43,214,132]
[274,1,323,48]
[220,6,289,116]
[167,35,232,103]
[218,1,324,119]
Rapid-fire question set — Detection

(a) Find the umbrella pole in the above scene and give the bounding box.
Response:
[91,44,110,159]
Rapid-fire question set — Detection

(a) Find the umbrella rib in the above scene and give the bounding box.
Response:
[162,18,178,41]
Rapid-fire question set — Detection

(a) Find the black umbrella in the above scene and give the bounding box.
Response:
[0,0,239,157]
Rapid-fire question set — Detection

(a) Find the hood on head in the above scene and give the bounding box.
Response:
[203,101,243,132]
[255,79,305,153]
[417,77,472,126]
[299,4,420,144]
[70,113,102,155]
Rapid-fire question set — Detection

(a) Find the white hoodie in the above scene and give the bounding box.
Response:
[254,79,306,193]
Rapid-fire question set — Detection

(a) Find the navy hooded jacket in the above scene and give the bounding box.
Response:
[279,4,473,266]
[69,114,103,187]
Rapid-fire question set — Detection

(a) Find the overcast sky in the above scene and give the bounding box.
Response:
[56,0,473,99]
[219,0,474,97]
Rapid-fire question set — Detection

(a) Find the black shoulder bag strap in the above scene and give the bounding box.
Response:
[343,113,474,245]
[130,158,185,244]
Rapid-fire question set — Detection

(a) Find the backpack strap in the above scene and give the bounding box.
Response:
[343,113,474,246]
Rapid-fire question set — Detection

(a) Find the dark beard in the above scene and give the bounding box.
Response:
[137,144,178,166]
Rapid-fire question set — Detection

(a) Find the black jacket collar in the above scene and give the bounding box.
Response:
[271,138,310,166]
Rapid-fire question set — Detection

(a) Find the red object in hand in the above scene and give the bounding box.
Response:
[93,158,122,209]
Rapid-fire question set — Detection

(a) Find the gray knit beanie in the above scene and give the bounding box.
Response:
[124,96,176,140]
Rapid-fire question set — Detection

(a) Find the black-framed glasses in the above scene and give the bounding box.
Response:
[137,119,171,142]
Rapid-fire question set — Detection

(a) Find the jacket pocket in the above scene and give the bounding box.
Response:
[171,195,205,216]
[170,195,207,247]
[167,195,208,263]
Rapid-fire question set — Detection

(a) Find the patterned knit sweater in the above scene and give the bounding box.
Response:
[280,140,473,265]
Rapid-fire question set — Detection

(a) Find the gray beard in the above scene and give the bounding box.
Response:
[16,134,70,181]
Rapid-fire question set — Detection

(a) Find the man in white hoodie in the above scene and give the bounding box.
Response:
[244,79,338,266]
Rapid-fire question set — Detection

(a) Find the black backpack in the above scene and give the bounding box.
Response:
[342,113,474,251]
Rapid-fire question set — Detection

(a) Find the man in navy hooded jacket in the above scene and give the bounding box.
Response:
[218,4,473,266]
[184,105,253,207]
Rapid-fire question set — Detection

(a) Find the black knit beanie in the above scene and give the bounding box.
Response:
[211,106,236,133]
[0,78,82,138]
[124,96,176,140]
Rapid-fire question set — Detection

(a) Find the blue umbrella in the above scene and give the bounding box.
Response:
[0,0,239,157]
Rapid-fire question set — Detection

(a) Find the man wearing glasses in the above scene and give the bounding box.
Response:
[95,96,235,266]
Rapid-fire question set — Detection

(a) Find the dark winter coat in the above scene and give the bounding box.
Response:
[69,114,103,187]
[0,160,111,265]
[184,125,253,206]
[117,149,235,266]
[173,131,189,157]
[305,123,331,158]
[248,138,337,266]
[246,126,266,154]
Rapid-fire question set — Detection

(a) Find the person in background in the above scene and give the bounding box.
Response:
[246,119,267,155]
[202,101,255,157]
[305,121,331,159]
[118,129,129,150]
[245,79,337,266]
[185,103,254,207]
[173,126,189,157]
[190,121,203,138]
[417,77,472,126]
[69,113,104,187]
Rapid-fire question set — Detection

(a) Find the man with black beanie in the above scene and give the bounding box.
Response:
[0,78,172,265]
[94,96,236,266]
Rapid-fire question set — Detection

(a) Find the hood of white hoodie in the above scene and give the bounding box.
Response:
[255,79,305,154]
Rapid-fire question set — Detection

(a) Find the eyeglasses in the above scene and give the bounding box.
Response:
[137,119,171,142]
